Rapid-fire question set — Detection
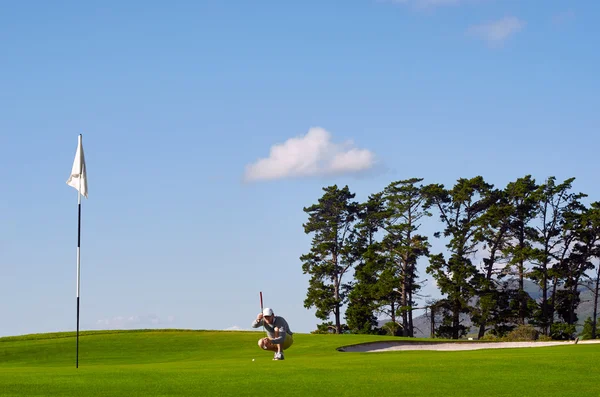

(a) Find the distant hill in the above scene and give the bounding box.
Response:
[377,278,599,338]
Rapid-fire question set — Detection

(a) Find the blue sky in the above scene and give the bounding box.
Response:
[1,0,598,337]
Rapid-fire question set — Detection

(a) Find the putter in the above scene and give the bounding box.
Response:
[260,291,271,348]
[260,291,265,333]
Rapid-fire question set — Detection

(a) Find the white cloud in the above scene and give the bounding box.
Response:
[224,325,243,331]
[467,16,525,46]
[243,127,376,182]
[223,325,259,331]
[95,314,175,329]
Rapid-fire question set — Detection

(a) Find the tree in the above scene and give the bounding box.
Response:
[471,188,513,338]
[592,210,600,340]
[300,185,361,334]
[529,177,582,335]
[555,200,599,329]
[346,194,405,334]
[379,178,431,337]
[301,174,600,337]
[548,209,579,333]
[502,175,539,325]
[345,193,386,334]
[344,249,382,334]
[423,176,497,339]
[577,202,600,339]
[581,317,600,340]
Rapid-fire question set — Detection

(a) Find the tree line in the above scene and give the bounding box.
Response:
[300,176,600,340]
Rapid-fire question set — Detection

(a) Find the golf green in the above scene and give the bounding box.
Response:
[1,329,598,396]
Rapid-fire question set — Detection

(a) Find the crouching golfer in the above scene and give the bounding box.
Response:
[252,307,294,360]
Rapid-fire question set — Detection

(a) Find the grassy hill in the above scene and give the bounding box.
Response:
[1,329,600,396]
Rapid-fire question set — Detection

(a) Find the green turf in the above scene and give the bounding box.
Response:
[0,329,598,396]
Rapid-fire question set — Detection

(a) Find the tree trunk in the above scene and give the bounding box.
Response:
[408,288,414,337]
[519,261,525,325]
[478,254,495,339]
[453,296,460,339]
[335,300,341,334]
[478,321,486,339]
[518,231,526,325]
[539,200,550,336]
[541,257,549,335]
[478,237,503,339]
[550,274,559,330]
[403,224,412,337]
[334,264,341,333]
[550,245,569,331]
[568,259,587,328]
[569,281,577,326]
[430,306,436,338]
[401,268,409,337]
[592,269,600,339]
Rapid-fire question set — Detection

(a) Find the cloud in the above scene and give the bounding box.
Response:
[95,314,175,329]
[243,127,376,182]
[224,325,244,331]
[467,16,525,46]
[224,325,260,331]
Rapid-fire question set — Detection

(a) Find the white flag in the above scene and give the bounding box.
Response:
[66,135,88,198]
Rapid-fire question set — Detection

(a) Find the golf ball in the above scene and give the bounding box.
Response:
[252,359,255,361]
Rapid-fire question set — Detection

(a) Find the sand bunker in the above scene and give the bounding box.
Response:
[338,339,600,353]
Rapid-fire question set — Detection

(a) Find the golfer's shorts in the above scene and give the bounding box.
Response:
[282,333,294,350]
[259,333,294,350]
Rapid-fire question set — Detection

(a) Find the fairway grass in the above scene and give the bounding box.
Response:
[1,329,599,396]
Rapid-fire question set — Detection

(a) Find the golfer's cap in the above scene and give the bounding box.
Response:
[262,308,274,316]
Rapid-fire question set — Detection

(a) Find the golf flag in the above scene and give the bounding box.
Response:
[66,134,88,198]
[67,134,88,368]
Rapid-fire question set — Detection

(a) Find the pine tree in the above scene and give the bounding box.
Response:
[345,193,385,334]
[300,185,360,334]
[502,175,539,325]
[423,176,496,339]
[379,178,431,337]
[555,199,599,328]
[471,187,513,338]
[529,177,583,335]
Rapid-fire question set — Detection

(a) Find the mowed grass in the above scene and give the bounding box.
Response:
[1,329,599,396]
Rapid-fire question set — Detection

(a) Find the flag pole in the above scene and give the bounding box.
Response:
[67,133,87,369]
[76,173,81,368]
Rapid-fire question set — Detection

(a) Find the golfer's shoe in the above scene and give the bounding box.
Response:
[273,352,284,360]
